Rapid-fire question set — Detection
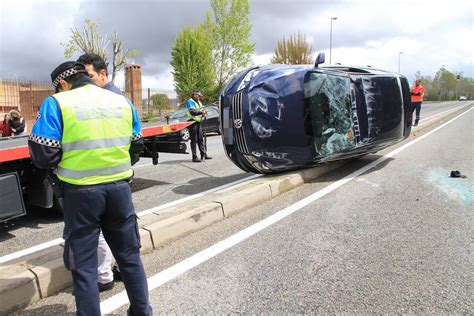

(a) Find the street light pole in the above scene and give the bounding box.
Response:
[398,51,403,73]
[329,17,338,64]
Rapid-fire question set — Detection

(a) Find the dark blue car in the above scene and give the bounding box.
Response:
[220,57,412,174]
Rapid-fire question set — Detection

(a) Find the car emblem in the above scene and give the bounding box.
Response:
[234,119,243,129]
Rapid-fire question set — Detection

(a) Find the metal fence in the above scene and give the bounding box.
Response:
[0,80,54,132]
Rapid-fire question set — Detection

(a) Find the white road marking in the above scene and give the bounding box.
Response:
[100,107,472,314]
[0,238,64,264]
[0,174,261,264]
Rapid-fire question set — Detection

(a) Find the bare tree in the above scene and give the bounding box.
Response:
[62,19,139,82]
[271,32,313,65]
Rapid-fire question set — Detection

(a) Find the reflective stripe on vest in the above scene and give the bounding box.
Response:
[186,98,202,122]
[61,136,131,152]
[57,160,131,179]
[53,84,133,185]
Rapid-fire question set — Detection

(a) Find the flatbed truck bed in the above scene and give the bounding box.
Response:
[0,121,192,222]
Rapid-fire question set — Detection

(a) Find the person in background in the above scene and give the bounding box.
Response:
[77,53,127,290]
[9,110,26,135]
[77,53,122,95]
[28,61,151,316]
[186,90,212,162]
[411,79,425,126]
[1,114,12,137]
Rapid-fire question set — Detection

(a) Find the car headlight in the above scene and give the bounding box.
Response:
[237,68,260,92]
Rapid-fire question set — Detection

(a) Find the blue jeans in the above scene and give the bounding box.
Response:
[62,180,152,316]
[412,102,422,125]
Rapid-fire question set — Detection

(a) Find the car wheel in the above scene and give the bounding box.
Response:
[180,128,190,141]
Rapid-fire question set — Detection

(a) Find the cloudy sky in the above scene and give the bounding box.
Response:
[0,0,472,91]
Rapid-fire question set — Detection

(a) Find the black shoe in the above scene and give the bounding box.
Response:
[98,281,114,292]
[112,265,122,282]
[192,156,201,162]
[201,154,212,160]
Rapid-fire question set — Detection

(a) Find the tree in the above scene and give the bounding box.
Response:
[170,24,215,104]
[206,0,255,96]
[271,32,313,64]
[62,19,139,82]
[414,68,474,101]
[150,93,171,115]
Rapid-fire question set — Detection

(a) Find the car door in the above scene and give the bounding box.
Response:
[202,107,220,133]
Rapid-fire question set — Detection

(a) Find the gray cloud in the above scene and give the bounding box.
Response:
[1,0,472,86]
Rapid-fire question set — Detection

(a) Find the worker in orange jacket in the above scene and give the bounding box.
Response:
[411,79,425,126]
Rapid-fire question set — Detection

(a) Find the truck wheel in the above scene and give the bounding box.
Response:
[180,128,190,141]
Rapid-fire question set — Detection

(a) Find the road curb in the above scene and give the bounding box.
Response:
[30,258,71,299]
[144,202,224,248]
[0,269,40,314]
[2,104,471,314]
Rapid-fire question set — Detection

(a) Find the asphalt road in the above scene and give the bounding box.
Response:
[0,101,468,256]
[15,102,472,314]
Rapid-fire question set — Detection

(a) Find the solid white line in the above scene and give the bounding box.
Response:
[100,107,473,314]
[0,174,261,264]
[0,238,63,264]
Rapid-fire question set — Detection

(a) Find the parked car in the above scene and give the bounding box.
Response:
[220,53,413,174]
[166,106,221,141]
[459,96,467,101]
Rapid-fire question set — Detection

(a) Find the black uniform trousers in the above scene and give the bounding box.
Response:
[412,101,422,125]
[62,179,152,316]
[189,121,206,157]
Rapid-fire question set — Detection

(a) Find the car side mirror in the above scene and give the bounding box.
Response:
[314,52,325,68]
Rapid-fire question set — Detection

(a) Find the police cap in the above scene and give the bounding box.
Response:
[192,90,203,97]
[50,61,87,90]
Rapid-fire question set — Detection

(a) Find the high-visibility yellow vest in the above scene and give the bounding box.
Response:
[54,84,133,185]
[186,98,203,122]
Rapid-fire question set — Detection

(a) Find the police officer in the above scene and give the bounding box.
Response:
[186,90,212,162]
[28,61,152,316]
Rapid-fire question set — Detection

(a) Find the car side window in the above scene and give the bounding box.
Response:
[206,108,218,117]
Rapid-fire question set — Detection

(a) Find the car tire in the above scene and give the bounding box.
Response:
[180,127,190,141]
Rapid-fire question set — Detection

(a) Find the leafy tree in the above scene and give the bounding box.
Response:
[170,24,215,104]
[62,19,139,82]
[271,32,313,64]
[206,0,255,96]
[414,67,474,101]
[150,93,171,116]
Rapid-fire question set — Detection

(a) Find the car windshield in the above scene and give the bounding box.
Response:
[169,108,188,119]
[304,71,355,157]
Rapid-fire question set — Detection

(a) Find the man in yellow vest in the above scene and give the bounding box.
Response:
[28,61,152,316]
[186,90,212,162]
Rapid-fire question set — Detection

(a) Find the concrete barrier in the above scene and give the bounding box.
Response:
[30,258,71,298]
[144,202,224,248]
[0,270,40,314]
[210,182,272,218]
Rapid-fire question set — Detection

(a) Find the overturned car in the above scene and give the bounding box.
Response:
[220,53,413,174]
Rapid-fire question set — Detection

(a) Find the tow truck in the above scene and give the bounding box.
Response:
[0,121,192,223]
